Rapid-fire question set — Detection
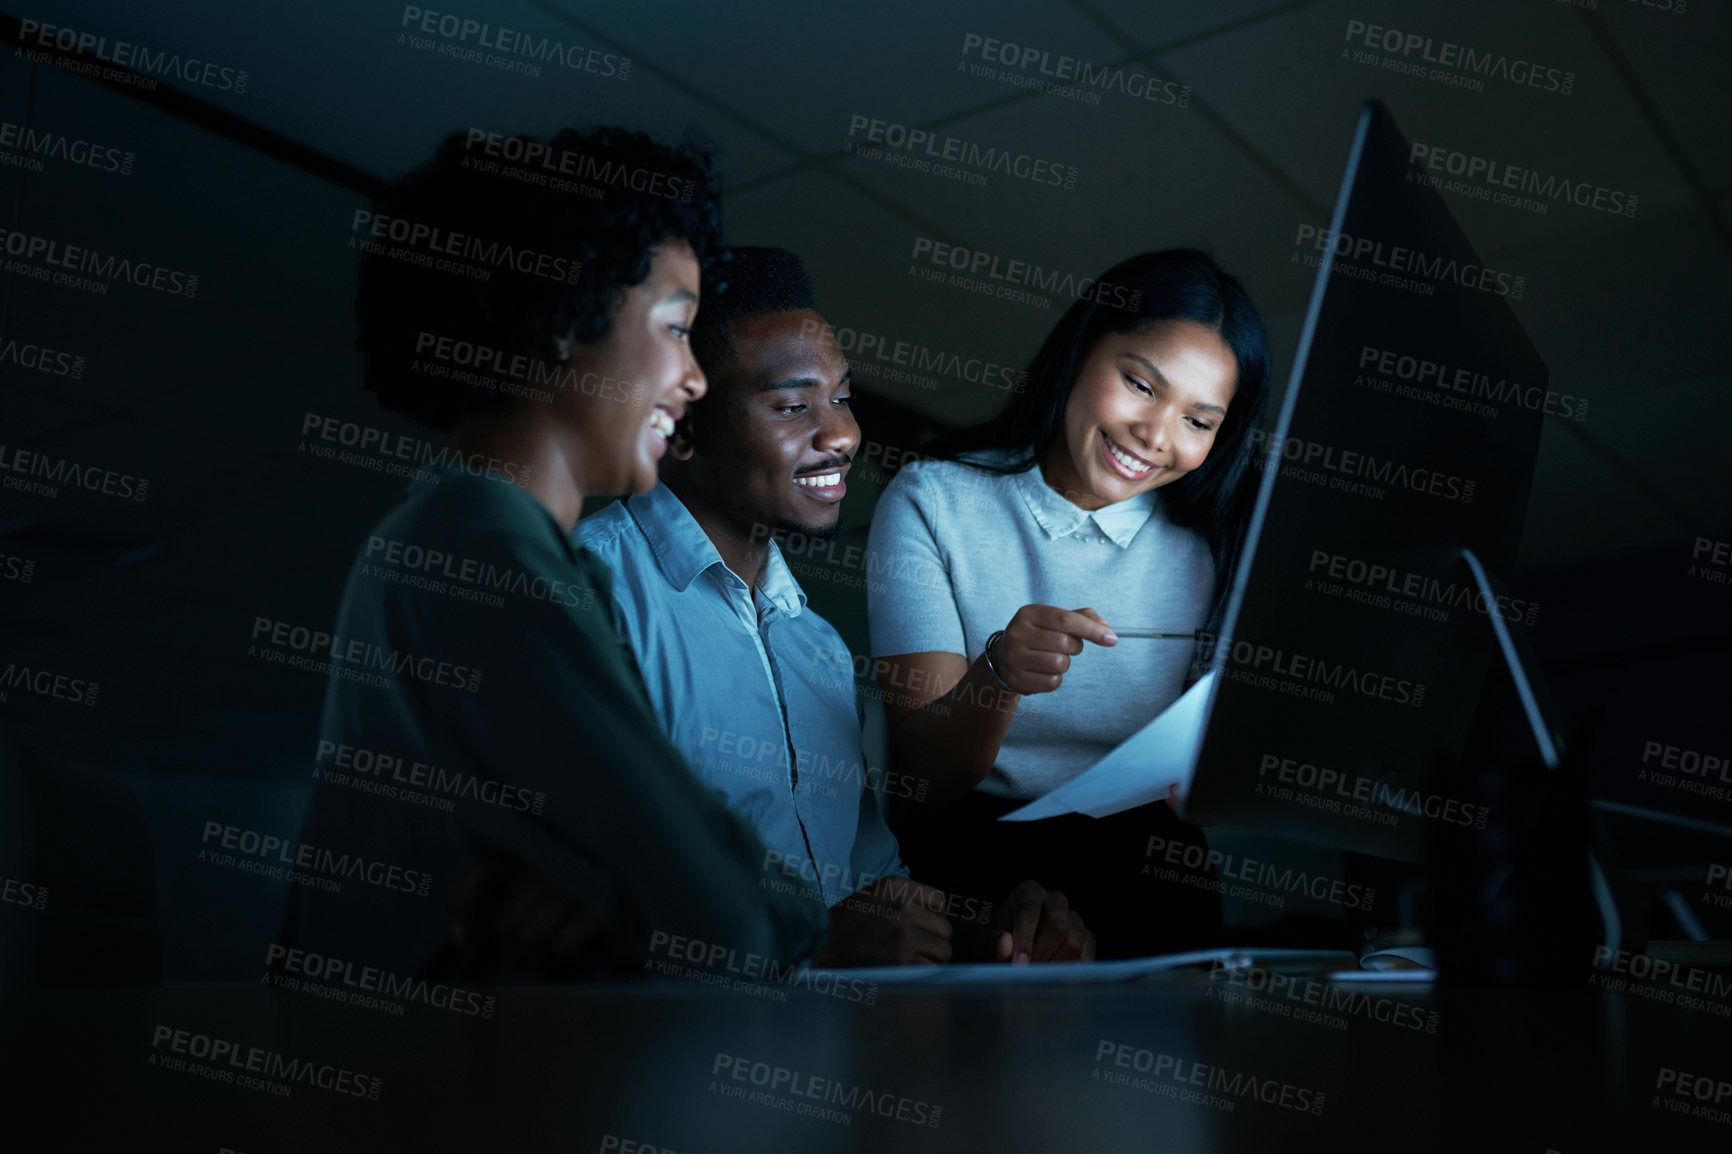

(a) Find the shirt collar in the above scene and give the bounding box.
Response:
[626,482,807,616]
[1009,459,1158,549]
[756,538,807,617]
[1089,490,1159,548]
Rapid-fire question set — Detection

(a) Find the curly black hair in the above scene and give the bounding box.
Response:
[689,245,817,375]
[354,125,724,431]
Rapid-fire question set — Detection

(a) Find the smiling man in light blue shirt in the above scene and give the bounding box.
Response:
[578,247,1095,965]
[579,479,903,908]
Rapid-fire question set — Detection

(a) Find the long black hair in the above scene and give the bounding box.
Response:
[924,248,1273,636]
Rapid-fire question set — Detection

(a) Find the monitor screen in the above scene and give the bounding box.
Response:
[1180,100,1549,861]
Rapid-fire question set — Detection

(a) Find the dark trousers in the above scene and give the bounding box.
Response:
[888,790,1223,960]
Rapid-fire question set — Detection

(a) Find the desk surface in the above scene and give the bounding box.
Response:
[2,970,1726,1154]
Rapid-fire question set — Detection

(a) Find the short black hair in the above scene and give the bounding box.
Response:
[355,125,724,431]
[689,245,816,374]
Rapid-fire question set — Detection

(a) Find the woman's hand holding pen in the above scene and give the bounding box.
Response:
[876,606,1120,802]
[986,605,1118,696]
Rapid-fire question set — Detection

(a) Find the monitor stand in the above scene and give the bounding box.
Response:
[1425,548,1614,981]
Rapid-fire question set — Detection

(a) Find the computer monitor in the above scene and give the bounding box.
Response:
[1178,100,1549,861]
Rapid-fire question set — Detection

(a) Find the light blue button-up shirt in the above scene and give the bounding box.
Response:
[577,481,906,907]
[867,448,1212,799]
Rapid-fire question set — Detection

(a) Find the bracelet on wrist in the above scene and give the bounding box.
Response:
[982,629,1016,693]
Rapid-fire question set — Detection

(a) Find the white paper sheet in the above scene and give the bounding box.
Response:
[1000,671,1216,822]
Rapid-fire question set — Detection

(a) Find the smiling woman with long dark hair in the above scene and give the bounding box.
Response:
[865,249,1272,957]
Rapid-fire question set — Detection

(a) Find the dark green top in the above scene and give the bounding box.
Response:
[282,469,828,976]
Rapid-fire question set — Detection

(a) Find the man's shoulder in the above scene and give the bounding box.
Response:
[572,497,637,557]
[571,497,674,631]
